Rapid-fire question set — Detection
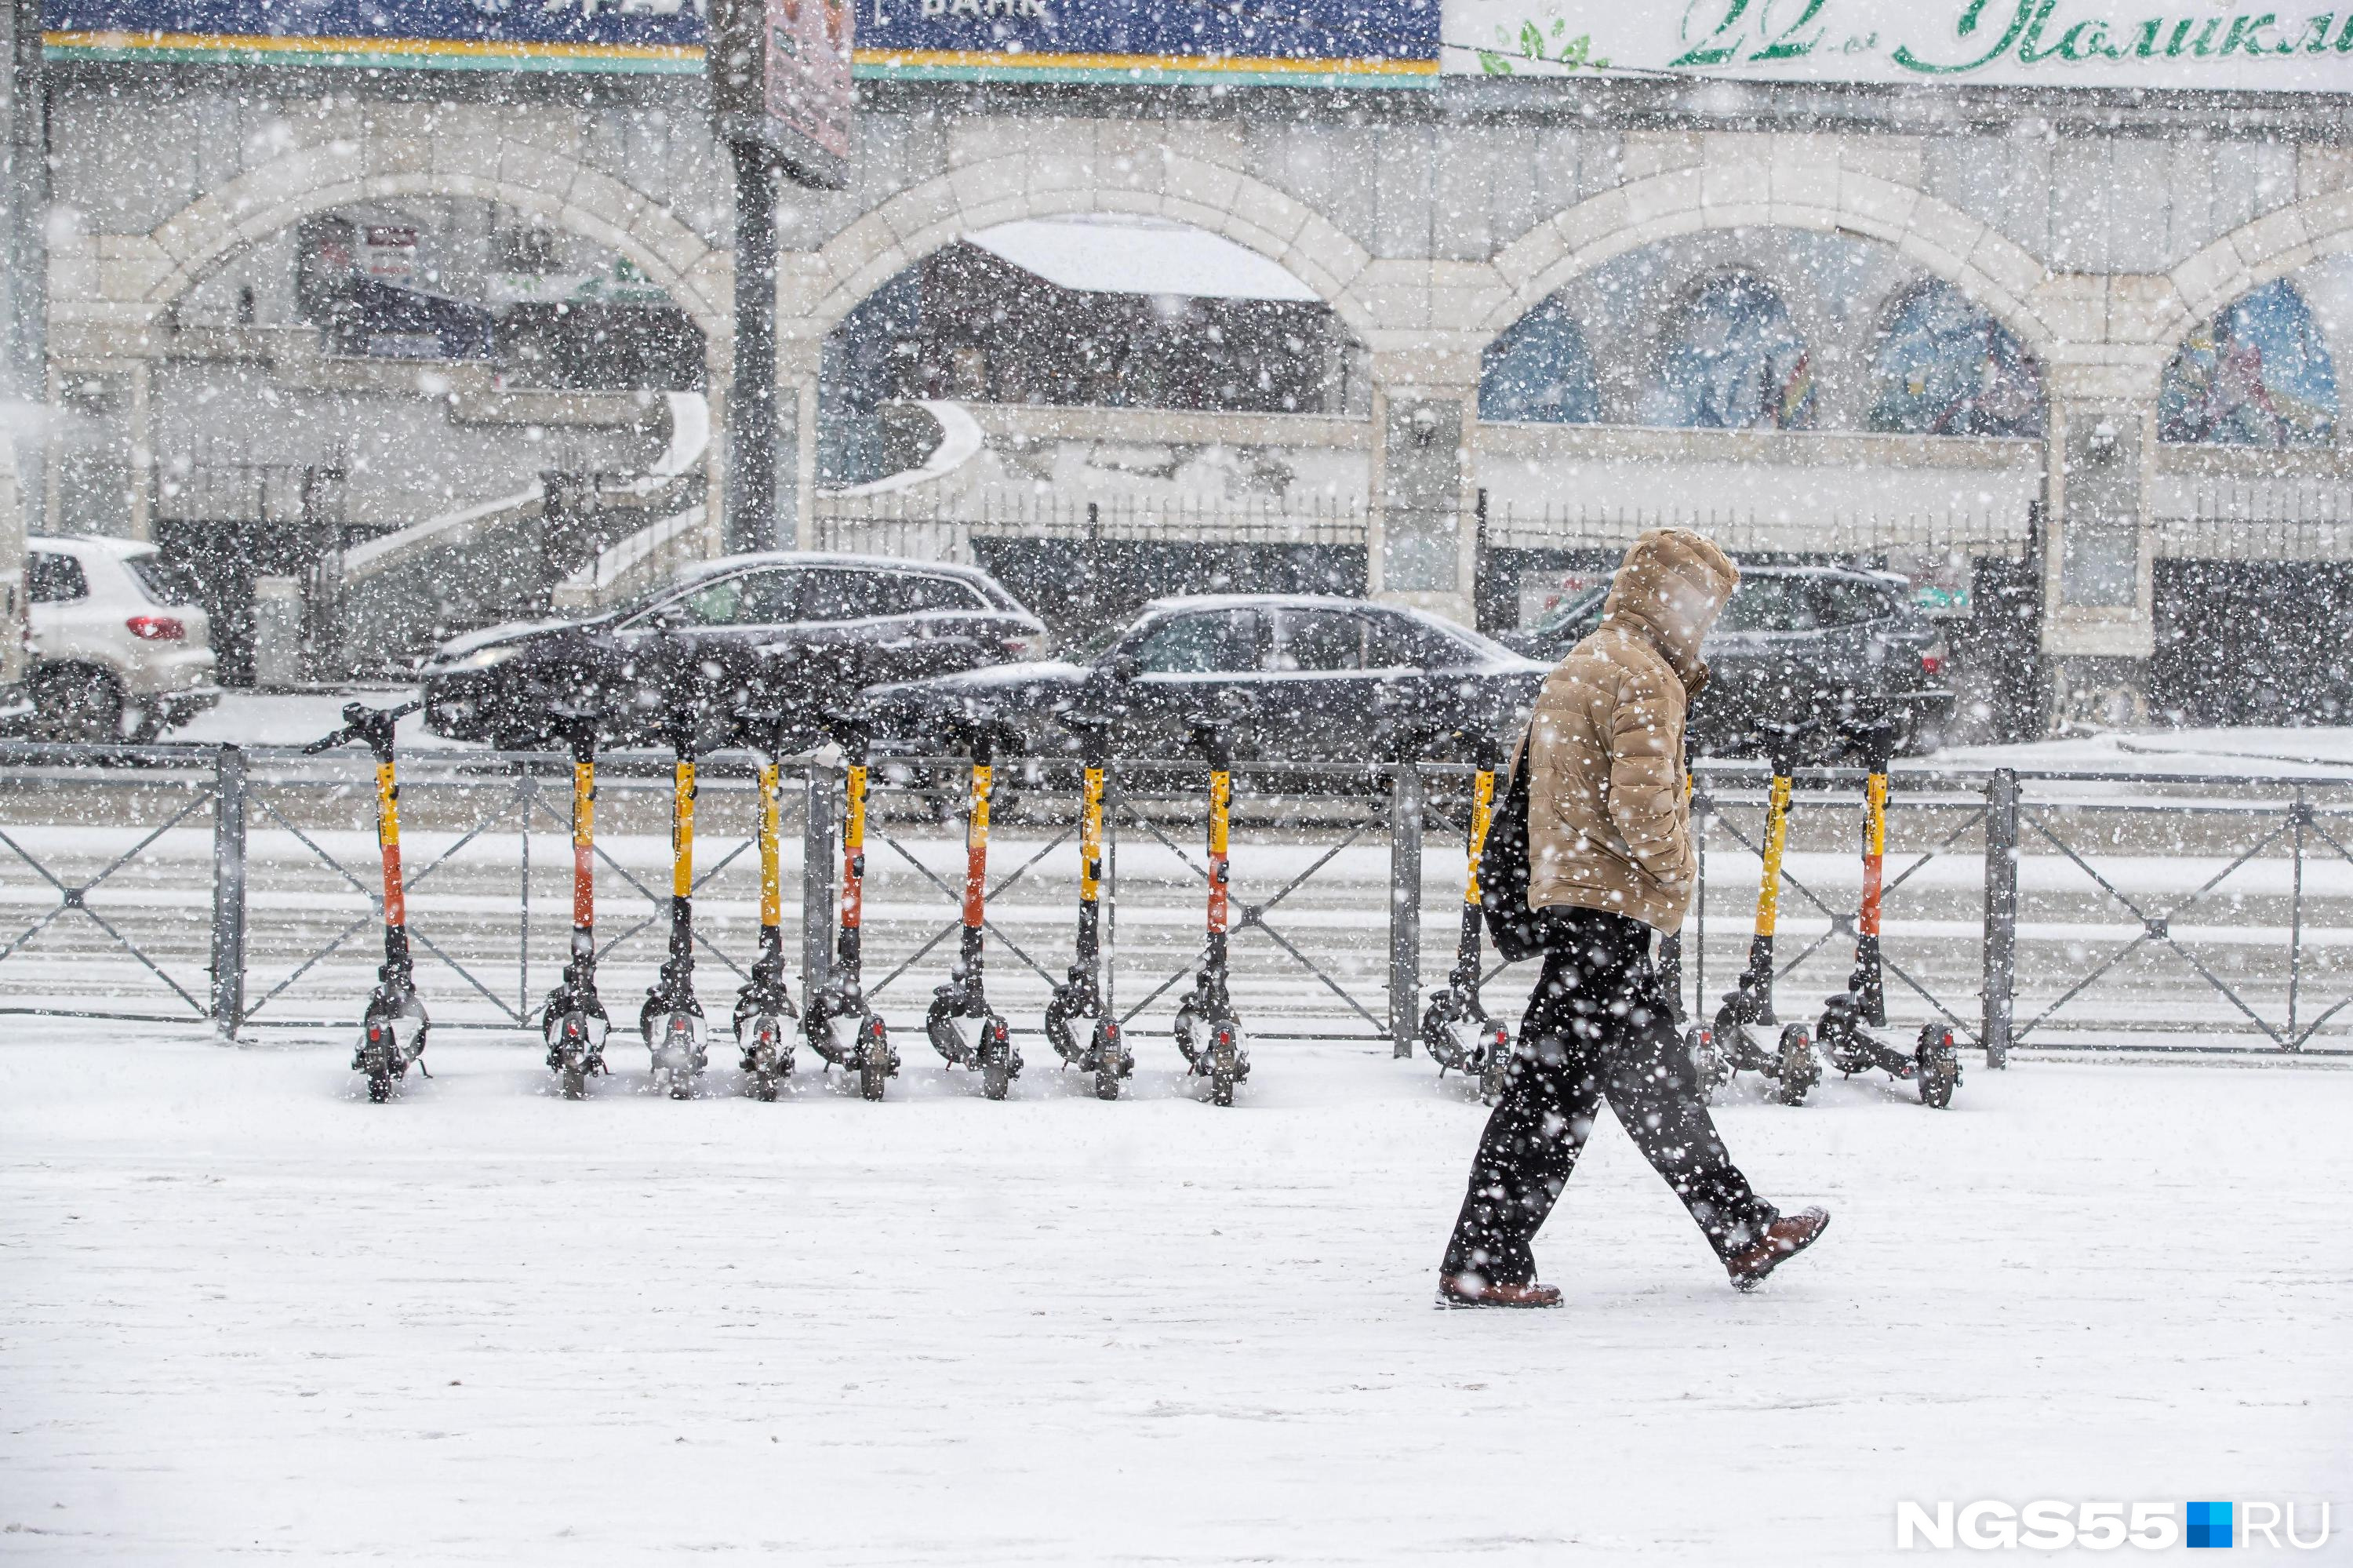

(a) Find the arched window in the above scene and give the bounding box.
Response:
[2159,279,2338,448]
[1642,273,1815,431]
[1868,282,2044,438]
[1478,297,1599,424]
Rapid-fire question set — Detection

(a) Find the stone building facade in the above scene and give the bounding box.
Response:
[35,64,2353,717]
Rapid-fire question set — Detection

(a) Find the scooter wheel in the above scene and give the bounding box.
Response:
[1478,1024,1513,1106]
[365,1068,395,1104]
[1092,1019,1123,1101]
[980,1017,1015,1101]
[1686,1026,1728,1103]
[1774,1024,1818,1107]
[558,1063,587,1101]
[1207,1024,1241,1107]
[1915,1024,1960,1109]
[857,1014,892,1102]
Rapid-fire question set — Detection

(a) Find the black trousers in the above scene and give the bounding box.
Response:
[1442,909,1777,1285]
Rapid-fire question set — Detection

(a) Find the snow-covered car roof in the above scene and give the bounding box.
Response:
[1131,592,1540,666]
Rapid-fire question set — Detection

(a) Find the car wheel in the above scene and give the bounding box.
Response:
[31,665,124,744]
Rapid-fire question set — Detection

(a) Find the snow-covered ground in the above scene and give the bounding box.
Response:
[3,1028,2347,1563]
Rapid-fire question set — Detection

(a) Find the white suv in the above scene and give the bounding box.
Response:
[27,537,220,742]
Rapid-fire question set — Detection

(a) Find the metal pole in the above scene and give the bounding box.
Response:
[518,773,532,1019]
[1103,762,1118,1016]
[725,140,779,555]
[801,762,835,990]
[2288,789,2308,1050]
[1980,767,2017,1068]
[1388,759,1423,1057]
[1693,783,1709,1020]
[209,745,249,1040]
[5,0,47,515]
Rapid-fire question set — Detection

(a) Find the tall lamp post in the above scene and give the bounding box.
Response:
[708,0,851,556]
[5,0,48,504]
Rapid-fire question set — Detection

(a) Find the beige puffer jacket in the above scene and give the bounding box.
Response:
[1519,529,1739,932]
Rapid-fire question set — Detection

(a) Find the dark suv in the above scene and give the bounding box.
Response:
[1501,565,1954,758]
[420,552,1046,750]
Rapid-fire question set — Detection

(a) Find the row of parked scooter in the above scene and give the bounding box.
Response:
[306,697,1958,1112]
[304,693,1253,1107]
[1417,718,1966,1112]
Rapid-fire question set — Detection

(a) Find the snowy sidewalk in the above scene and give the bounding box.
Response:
[2,1032,2348,1564]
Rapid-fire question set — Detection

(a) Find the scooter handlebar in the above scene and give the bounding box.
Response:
[303,700,423,755]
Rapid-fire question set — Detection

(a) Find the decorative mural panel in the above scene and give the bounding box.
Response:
[1869,282,2045,440]
[2159,281,2339,449]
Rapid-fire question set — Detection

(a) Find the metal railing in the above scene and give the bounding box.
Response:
[4,741,2351,1060]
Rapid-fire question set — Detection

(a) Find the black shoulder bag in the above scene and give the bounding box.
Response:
[1478,745,1566,963]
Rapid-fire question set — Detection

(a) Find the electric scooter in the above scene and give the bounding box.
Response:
[732,710,804,1102]
[926,720,1020,1099]
[1813,715,1963,1108]
[540,706,609,1099]
[1420,734,1511,1104]
[1044,700,1130,1100]
[304,700,430,1103]
[638,711,707,1099]
[1696,729,1821,1107]
[802,703,897,1101]
[1173,710,1250,1107]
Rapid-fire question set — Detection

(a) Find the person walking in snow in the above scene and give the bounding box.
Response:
[1438,529,1830,1307]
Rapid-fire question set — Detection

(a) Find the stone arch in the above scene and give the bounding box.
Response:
[2160,189,2353,344]
[60,135,730,351]
[1483,161,2056,359]
[783,151,1379,344]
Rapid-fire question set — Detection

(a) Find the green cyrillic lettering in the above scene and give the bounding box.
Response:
[2219,12,2279,53]
[2334,11,2353,47]
[2129,16,2163,56]
[2016,0,2068,61]
[2283,13,2330,52]
[2166,15,2223,54]
[2057,18,2125,58]
[1893,0,2035,73]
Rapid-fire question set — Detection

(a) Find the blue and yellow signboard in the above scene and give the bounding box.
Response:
[42,0,1442,85]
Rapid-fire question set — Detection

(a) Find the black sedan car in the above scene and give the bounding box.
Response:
[420,551,1047,750]
[1502,564,1955,759]
[864,594,1550,766]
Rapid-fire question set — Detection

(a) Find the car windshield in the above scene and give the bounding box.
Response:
[1072,622,1131,664]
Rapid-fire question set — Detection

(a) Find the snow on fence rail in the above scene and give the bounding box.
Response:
[2,742,2351,1060]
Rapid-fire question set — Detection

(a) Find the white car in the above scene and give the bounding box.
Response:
[27,536,220,742]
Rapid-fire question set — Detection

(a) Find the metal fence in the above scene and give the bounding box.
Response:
[3,741,2351,1061]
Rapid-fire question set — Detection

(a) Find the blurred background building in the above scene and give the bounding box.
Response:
[17,0,2353,732]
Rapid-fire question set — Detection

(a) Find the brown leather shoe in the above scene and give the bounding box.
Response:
[1437,1274,1562,1309]
[1725,1206,1831,1291]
